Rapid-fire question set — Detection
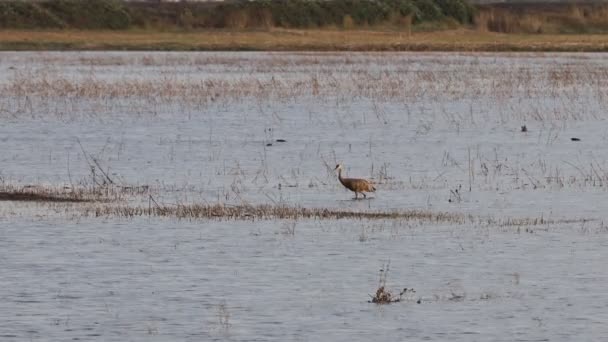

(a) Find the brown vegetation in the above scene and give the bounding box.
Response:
[0,185,96,203]
[476,2,608,34]
[1,29,608,52]
[0,190,88,203]
[0,183,593,228]
[5,51,608,124]
[0,186,587,227]
[0,0,473,31]
[84,203,464,223]
[0,183,149,204]
[77,199,595,227]
[369,261,416,304]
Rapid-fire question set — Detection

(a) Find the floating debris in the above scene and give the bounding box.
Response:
[0,191,91,203]
[448,184,462,203]
[370,287,415,304]
[368,261,416,304]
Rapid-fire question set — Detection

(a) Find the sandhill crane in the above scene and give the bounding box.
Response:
[334,164,376,199]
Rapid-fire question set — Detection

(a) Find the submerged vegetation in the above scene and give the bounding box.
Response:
[0,52,605,229]
[369,261,417,304]
[85,202,464,223]
[0,182,592,229]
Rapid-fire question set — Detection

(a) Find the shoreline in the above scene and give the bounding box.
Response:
[2,29,608,52]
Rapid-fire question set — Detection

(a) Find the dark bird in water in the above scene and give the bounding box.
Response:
[334,164,376,199]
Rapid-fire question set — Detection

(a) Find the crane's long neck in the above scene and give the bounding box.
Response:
[337,168,346,186]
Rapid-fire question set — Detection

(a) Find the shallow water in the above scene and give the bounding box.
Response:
[2,52,608,218]
[1,51,608,341]
[1,218,607,341]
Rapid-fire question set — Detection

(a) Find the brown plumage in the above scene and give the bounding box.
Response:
[334,164,376,199]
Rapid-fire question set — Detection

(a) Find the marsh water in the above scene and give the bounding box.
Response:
[1,52,608,341]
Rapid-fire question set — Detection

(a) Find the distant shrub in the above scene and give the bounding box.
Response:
[44,0,131,29]
[352,1,390,26]
[343,14,355,29]
[396,1,418,17]
[179,8,195,31]
[0,1,65,29]
[437,0,475,24]
[0,0,130,30]
[225,9,249,29]
[411,0,443,22]
[0,0,478,30]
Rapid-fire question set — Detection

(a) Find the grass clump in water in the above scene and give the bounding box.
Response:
[85,202,465,223]
[369,261,417,304]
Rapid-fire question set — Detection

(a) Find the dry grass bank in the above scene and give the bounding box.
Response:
[85,203,465,223]
[0,184,593,227]
[2,29,608,51]
[476,3,608,34]
[0,195,589,227]
[82,202,591,227]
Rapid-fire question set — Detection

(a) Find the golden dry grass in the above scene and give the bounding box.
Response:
[475,3,608,34]
[75,201,591,228]
[0,183,593,227]
[2,29,608,51]
[84,203,465,223]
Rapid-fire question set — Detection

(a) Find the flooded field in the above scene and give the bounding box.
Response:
[1,52,608,341]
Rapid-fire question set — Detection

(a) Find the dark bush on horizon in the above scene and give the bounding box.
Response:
[0,0,131,29]
[0,0,476,30]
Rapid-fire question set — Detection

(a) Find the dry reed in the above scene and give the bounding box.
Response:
[0,182,594,228]
[2,29,608,52]
[6,55,608,125]
[476,3,608,34]
[83,203,465,223]
[369,261,416,304]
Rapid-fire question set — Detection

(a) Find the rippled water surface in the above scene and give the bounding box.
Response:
[1,52,608,341]
[2,218,608,341]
